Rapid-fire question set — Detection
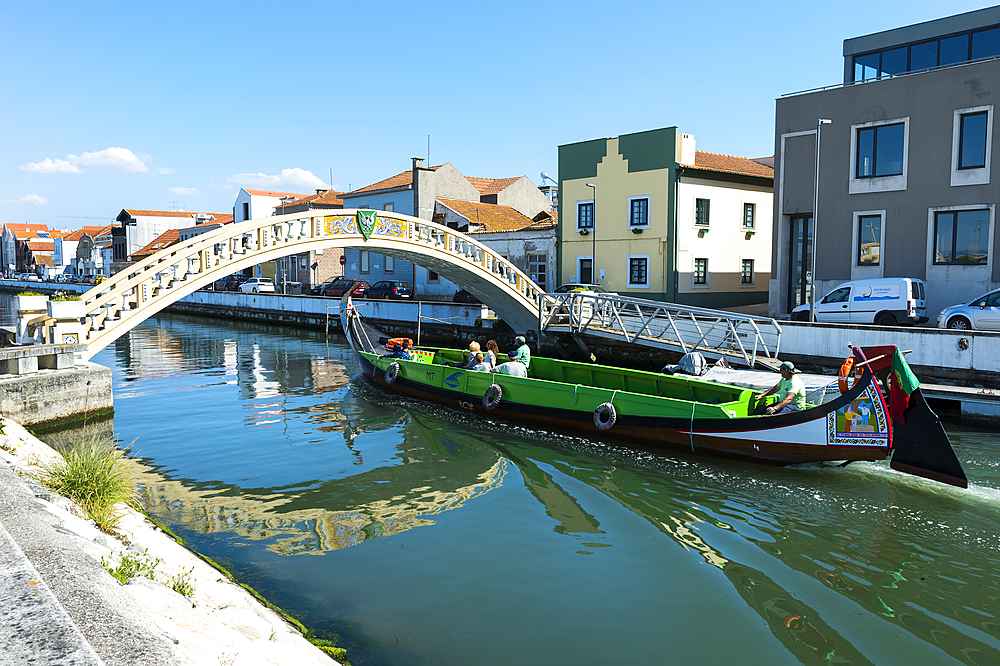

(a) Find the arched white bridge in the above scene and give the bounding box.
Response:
[34,210,546,361]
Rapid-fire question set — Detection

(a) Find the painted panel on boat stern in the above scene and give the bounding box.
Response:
[64,309,1000,666]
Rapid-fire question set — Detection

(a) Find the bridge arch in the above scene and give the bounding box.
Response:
[57,210,544,360]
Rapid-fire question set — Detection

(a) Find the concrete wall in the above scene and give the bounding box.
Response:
[773,58,1000,318]
[494,177,553,218]
[0,363,112,428]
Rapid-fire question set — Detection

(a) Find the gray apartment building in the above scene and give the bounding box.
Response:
[772,6,1000,320]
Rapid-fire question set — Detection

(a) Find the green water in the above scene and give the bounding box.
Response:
[52,313,1000,665]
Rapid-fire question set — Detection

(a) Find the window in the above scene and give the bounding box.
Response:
[909,41,938,71]
[934,209,990,265]
[743,203,756,230]
[959,111,989,169]
[360,250,369,273]
[427,269,439,283]
[695,199,710,226]
[940,34,970,66]
[693,258,708,285]
[578,257,593,284]
[384,255,394,273]
[528,253,547,290]
[383,202,394,212]
[822,286,851,304]
[577,201,594,230]
[857,215,882,265]
[973,27,1000,60]
[856,123,904,177]
[627,255,649,288]
[242,202,250,221]
[740,259,754,285]
[628,196,649,228]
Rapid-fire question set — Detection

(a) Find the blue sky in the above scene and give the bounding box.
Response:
[1,0,994,229]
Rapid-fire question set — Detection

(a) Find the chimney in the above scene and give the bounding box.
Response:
[315,189,327,194]
[679,133,696,166]
[412,157,425,170]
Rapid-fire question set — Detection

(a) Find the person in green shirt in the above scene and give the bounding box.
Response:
[755,361,806,415]
[513,335,530,370]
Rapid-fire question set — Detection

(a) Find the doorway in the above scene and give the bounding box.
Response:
[787,215,813,311]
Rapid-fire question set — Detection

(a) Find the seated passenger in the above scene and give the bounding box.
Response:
[513,335,530,370]
[466,341,481,369]
[493,351,527,378]
[485,339,500,369]
[755,361,805,415]
[390,339,412,361]
[471,352,492,372]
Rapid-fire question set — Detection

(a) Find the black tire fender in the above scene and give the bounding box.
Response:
[594,402,617,430]
[386,361,401,384]
[483,384,502,410]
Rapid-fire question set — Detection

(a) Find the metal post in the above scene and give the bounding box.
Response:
[809,119,831,324]
[417,301,422,347]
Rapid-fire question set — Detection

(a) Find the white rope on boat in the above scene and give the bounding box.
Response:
[689,402,696,452]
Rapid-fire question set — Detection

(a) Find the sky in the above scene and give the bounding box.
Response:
[2,0,996,230]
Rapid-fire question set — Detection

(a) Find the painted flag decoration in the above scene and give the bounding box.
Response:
[888,347,920,424]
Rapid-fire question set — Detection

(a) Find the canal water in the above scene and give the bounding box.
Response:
[50,314,1000,664]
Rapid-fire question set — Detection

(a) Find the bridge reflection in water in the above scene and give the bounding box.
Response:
[59,313,1000,666]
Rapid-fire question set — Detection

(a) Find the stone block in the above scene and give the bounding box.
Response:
[38,351,76,370]
[4,355,38,375]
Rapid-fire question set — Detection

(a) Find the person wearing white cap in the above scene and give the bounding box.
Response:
[755,361,806,415]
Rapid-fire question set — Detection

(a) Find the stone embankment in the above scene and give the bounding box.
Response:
[0,419,341,666]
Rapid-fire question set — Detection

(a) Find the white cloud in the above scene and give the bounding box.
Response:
[226,167,325,191]
[2,194,48,204]
[19,146,148,174]
[169,186,200,196]
[158,167,175,175]
[69,147,148,172]
[19,158,80,174]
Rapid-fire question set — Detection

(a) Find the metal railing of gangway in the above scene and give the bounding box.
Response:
[539,292,782,369]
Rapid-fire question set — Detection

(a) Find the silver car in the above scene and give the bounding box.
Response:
[937,289,1000,330]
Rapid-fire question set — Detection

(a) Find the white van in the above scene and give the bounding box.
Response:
[791,277,928,326]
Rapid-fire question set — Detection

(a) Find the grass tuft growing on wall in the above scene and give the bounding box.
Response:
[34,435,137,530]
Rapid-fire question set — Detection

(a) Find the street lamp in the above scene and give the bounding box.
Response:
[809,119,832,324]
[586,182,597,284]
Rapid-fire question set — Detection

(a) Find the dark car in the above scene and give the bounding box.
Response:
[216,274,249,291]
[453,289,482,304]
[312,277,370,298]
[363,280,413,299]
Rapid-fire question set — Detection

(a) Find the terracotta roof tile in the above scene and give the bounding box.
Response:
[242,189,310,198]
[122,209,228,219]
[345,165,445,196]
[4,223,49,237]
[132,229,180,257]
[682,151,774,180]
[465,176,520,195]
[280,190,345,207]
[437,199,539,233]
[27,240,54,252]
[35,255,54,265]
[65,225,109,241]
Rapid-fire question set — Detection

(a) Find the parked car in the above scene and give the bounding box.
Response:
[937,288,1000,330]
[312,277,370,298]
[89,275,106,285]
[215,274,248,291]
[553,283,617,296]
[453,289,482,304]
[239,277,276,293]
[790,277,927,326]
[363,280,413,299]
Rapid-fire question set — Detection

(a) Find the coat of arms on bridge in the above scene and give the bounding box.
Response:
[356,210,377,240]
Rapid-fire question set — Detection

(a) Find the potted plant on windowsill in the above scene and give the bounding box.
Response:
[631,227,643,234]
[578,229,590,236]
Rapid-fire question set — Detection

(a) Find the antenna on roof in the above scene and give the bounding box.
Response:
[427,135,430,167]
[330,168,333,190]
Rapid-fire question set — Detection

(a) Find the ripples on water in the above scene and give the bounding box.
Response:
[50,313,1000,665]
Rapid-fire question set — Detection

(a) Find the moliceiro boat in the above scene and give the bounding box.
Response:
[341,300,967,489]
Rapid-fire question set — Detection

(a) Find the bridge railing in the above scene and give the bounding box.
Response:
[540,292,782,368]
[29,210,546,357]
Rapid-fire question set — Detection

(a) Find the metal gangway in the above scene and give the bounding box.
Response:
[539,292,782,370]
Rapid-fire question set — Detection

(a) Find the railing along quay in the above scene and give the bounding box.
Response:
[540,292,782,370]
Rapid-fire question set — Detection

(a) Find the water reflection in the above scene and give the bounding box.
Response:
[71,313,1000,666]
